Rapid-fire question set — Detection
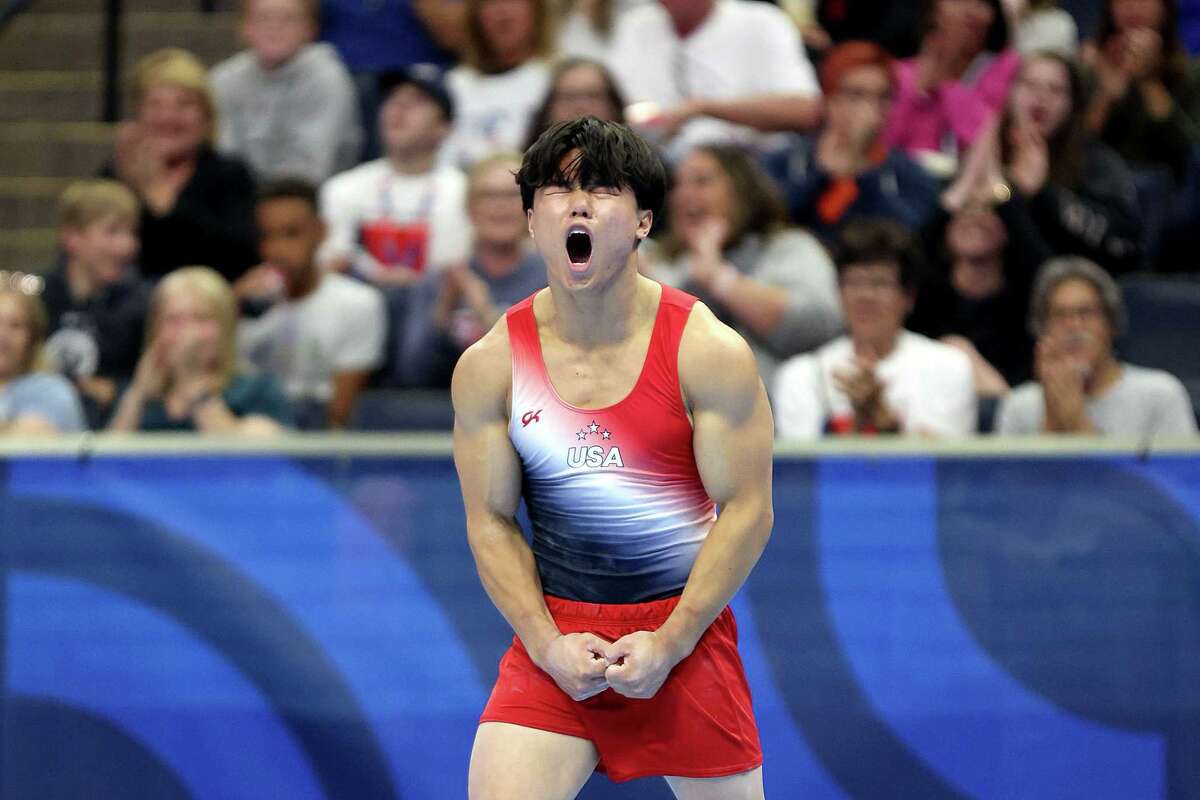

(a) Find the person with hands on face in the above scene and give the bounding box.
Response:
[104,49,259,282]
[764,40,941,244]
[454,118,772,798]
[646,144,841,388]
[943,52,1143,274]
[108,267,291,435]
[1083,0,1200,183]
[239,179,387,429]
[886,0,1019,170]
[774,219,976,439]
[996,256,1197,438]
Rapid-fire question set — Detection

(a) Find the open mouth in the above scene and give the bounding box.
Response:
[566,227,593,271]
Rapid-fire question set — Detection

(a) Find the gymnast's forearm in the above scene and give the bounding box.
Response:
[468,514,561,665]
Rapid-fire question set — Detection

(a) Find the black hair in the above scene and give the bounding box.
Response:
[1096,0,1187,88]
[257,177,320,214]
[921,0,1010,54]
[834,219,924,292]
[517,117,666,218]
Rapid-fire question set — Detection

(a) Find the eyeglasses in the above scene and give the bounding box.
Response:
[1046,304,1105,324]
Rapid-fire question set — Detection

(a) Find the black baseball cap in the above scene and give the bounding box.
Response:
[378,63,454,121]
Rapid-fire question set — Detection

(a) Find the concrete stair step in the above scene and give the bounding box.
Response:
[0,228,59,272]
[0,122,114,178]
[0,11,238,72]
[0,177,73,230]
[0,72,103,122]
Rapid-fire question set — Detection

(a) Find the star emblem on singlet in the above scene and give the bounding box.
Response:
[576,429,587,440]
[588,421,600,434]
[602,429,611,439]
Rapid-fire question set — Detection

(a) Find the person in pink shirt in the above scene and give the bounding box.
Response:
[886,0,1020,169]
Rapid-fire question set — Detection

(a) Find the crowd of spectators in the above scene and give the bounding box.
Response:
[2,0,1198,442]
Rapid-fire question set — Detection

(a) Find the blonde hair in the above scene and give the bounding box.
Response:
[463,0,556,73]
[0,287,49,376]
[130,48,217,134]
[149,267,239,388]
[467,150,523,198]
[59,179,140,230]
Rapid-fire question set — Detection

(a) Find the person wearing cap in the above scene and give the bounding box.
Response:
[211,0,362,184]
[763,40,940,247]
[318,64,472,287]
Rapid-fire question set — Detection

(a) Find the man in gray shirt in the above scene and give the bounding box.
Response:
[211,0,361,183]
[997,257,1197,440]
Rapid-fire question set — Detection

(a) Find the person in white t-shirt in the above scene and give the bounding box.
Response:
[607,0,822,157]
[319,64,471,286]
[441,0,555,167]
[556,0,649,62]
[238,180,386,429]
[774,220,976,439]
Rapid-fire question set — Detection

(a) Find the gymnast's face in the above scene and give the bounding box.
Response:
[527,150,652,292]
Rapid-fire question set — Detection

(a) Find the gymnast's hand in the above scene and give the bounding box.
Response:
[602,631,684,700]
[537,633,612,702]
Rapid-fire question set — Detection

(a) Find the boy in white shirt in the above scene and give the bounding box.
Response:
[239,179,386,429]
[319,64,471,286]
[775,220,976,439]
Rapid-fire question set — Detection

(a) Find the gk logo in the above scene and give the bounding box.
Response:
[521,410,542,427]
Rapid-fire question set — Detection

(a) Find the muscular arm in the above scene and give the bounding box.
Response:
[453,324,610,699]
[604,305,774,697]
[661,305,774,652]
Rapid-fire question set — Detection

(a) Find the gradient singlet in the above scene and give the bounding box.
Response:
[506,284,717,603]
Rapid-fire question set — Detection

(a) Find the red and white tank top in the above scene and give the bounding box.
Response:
[506,284,717,603]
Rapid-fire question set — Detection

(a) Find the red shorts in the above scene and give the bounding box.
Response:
[479,594,762,783]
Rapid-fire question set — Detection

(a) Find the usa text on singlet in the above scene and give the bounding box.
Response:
[506,284,717,603]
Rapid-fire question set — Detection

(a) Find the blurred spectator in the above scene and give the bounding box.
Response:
[0,287,86,435]
[323,0,463,73]
[780,0,921,59]
[1015,0,1078,57]
[763,41,940,244]
[319,65,471,286]
[607,0,822,158]
[103,49,258,282]
[645,144,841,386]
[41,180,150,427]
[211,0,361,183]
[997,256,1197,437]
[1083,0,1200,183]
[321,0,464,160]
[442,0,556,167]
[886,0,1019,171]
[908,208,1036,394]
[773,220,976,439]
[238,180,386,429]
[523,57,626,149]
[556,0,648,61]
[109,267,291,435]
[393,152,546,387]
[943,52,1142,274]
